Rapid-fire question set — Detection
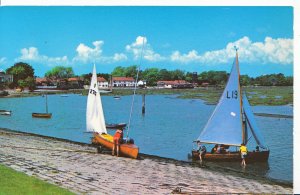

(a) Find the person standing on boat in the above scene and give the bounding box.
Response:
[197,141,206,162]
[112,129,123,157]
[240,143,248,166]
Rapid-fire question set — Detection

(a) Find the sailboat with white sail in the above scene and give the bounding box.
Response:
[192,48,269,162]
[87,64,139,159]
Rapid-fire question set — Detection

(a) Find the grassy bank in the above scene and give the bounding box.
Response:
[107,86,293,106]
[0,164,74,195]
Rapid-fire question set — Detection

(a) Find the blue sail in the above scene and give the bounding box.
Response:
[243,94,267,149]
[197,53,244,146]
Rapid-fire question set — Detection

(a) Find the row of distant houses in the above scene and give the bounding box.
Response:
[35,76,144,89]
[1,69,201,89]
[35,76,200,89]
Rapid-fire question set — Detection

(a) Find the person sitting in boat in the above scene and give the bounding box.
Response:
[197,141,206,162]
[216,145,221,154]
[255,146,260,152]
[240,143,248,166]
[112,129,123,157]
[211,144,218,154]
[220,144,230,154]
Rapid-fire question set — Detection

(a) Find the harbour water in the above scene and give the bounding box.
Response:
[0,94,293,183]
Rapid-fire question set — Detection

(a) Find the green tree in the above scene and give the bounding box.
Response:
[240,75,251,86]
[158,69,172,80]
[124,65,138,78]
[17,77,35,90]
[284,76,293,86]
[111,66,126,77]
[6,62,35,87]
[198,71,228,85]
[142,68,159,86]
[45,66,74,79]
[170,69,185,80]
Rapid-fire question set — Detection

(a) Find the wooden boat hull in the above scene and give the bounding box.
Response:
[32,113,52,118]
[92,133,139,159]
[191,150,270,162]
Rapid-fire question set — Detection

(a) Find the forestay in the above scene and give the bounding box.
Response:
[86,64,107,134]
[197,54,244,146]
[243,94,267,149]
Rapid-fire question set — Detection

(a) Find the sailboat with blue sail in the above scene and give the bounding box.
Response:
[192,48,270,162]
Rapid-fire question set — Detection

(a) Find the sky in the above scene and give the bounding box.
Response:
[0,6,293,77]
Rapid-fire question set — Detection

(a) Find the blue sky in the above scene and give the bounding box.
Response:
[0,6,293,77]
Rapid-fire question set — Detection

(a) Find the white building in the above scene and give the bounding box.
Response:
[97,77,109,88]
[112,77,135,87]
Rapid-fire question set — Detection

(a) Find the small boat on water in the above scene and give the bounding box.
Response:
[32,113,52,118]
[32,94,52,118]
[113,96,121,100]
[191,48,270,162]
[60,95,69,97]
[106,123,126,129]
[87,64,139,159]
[0,110,12,116]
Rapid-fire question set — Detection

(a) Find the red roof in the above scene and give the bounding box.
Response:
[112,77,134,82]
[97,77,107,82]
[68,77,82,82]
[35,77,48,83]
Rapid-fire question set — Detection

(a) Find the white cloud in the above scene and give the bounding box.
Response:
[17,47,69,66]
[73,41,127,63]
[113,53,127,62]
[170,36,293,65]
[74,41,103,62]
[126,36,165,62]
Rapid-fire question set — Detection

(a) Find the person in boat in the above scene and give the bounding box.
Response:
[240,143,248,166]
[112,129,123,157]
[216,145,221,154]
[197,141,206,162]
[255,146,260,152]
[221,145,230,153]
[211,144,218,154]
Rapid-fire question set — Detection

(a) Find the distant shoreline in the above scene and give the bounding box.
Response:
[0,86,293,106]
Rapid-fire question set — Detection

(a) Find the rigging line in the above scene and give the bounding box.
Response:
[126,37,145,139]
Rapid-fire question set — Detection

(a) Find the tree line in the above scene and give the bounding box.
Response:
[109,65,293,87]
[0,62,293,90]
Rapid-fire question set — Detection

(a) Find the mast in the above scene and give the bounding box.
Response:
[126,37,145,139]
[234,46,245,144]
[45,94,48,113]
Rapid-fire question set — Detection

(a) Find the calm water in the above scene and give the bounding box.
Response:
[0,94,293,183]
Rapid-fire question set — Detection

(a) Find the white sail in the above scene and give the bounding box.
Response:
[86,64,107,134]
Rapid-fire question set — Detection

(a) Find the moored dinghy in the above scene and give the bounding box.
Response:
[87,64,139,159]
[191,48,270,162]
[32,94,52,118]
[0,110,12,116]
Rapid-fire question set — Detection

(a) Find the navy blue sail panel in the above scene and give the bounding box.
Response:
[243,94,267,149]
[198,54,243,146]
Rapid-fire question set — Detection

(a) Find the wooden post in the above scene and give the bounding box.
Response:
[142,94,145,114]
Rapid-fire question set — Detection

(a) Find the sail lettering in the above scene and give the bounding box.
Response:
[89,89,97,96]
[226,90,238,99]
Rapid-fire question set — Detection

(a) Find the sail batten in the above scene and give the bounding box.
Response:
[197,52,243,146]
[86,64,107,134]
